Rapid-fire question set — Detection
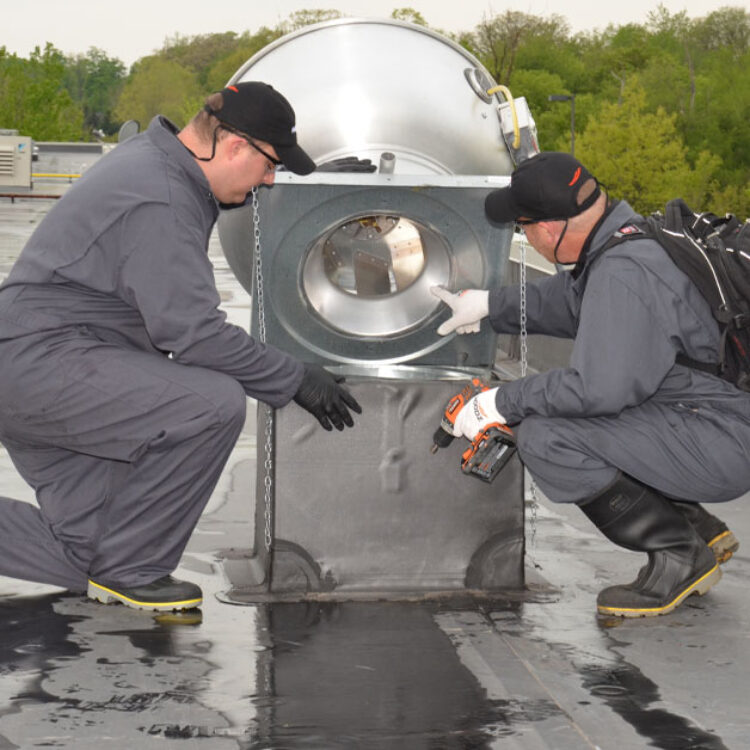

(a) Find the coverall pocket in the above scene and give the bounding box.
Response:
[60,349,171,415]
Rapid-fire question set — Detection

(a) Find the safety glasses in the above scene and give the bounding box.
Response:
[219,124,281,173]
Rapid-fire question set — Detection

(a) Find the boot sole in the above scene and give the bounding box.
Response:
[597,563,722,618]
[87,580,202,612]
[709,530,739,564]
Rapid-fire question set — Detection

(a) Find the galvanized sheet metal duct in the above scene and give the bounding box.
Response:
[217,19,526,598]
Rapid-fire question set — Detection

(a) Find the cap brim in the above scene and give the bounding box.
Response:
[276,143,316,176]
[484,187,519,224]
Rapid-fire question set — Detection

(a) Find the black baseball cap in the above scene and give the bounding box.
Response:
[206,82,315,175]
[485,152,601,223]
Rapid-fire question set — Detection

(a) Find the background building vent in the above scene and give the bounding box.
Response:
[0,132,32,188]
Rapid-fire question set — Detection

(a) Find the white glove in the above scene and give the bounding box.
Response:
[453,388,506,441]
[431,286,490,336]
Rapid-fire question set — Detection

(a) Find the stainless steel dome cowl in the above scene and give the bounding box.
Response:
[228,17,516,176]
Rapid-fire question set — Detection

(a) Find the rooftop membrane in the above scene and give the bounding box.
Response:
[0,166,748,749]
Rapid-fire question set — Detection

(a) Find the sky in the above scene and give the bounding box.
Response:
[3,0,745,67]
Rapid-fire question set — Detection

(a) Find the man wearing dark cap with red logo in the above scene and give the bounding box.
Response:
[0,81,361,612]
[432,151,750,618]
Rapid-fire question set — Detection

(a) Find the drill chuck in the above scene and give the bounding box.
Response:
[430,425,455,453]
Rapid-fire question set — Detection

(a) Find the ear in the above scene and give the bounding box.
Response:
[222,133,245,160]
[536,220,562,242]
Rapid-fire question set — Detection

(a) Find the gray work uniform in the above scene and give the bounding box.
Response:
[488,201,750,503]
[0,116,303,591]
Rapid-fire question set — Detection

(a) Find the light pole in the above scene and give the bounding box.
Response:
[548,94,575,157]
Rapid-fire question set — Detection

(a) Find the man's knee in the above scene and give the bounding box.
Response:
[514,415,620,503]
[515,415,559,460]
[210,375,247,432]
[171,370,247,439]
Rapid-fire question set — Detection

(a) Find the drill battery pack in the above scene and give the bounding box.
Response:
[461,425,517,483]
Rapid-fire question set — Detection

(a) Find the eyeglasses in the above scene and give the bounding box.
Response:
[219,125,281,174]
[515,219,537,234]
[245,138,281,175]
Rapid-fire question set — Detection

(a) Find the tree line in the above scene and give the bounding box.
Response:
[1,5,748,217]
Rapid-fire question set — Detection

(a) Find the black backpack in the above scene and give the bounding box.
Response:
[602,198,750,392]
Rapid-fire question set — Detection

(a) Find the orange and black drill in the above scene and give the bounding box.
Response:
[430,377,517,483]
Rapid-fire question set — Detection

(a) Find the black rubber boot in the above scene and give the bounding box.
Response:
[670,500,739,564]
[579,474,721,618]
[87,575,202,611]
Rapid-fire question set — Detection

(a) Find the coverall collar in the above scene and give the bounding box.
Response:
[571,200,639,281]
[146,116,217,209]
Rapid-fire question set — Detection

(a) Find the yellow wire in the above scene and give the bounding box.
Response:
[487,85,521,150]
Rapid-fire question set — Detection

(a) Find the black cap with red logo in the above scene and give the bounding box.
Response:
[485,152,601,224]
[205,82,315,175]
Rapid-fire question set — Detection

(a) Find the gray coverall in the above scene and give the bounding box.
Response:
[0,116,303,591]
[489,201,750,503]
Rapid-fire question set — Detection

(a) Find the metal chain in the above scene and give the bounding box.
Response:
[518,232,540,551]
[519,237,528,379]
[252,187,274,552]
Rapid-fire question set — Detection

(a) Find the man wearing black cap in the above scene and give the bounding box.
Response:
[432,151,750,618]
[0,82,361,612]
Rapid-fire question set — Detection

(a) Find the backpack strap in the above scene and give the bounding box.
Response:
[675,351,722,376]
[663,198,695,234]
[601,208,724,377]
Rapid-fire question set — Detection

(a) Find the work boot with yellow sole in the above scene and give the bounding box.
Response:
[579,474,721,618]
[670,500,739,564]
[87,575,202,611]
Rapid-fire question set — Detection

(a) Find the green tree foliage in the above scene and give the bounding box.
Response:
[582,24,655,100]
[205,27,283,91]
[681,46,750,186]
[161,32,240,89]
[576,81,721,214]
[469,11,569,85]
[114,57,202,128]
[64,48,126,137]
[0,43,84,140]
[281,9,342,32]
[513,30,586,92]
[692,5,750,54]
[391,8,427,26]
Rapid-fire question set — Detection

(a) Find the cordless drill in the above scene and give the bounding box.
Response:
[431,378,517,483]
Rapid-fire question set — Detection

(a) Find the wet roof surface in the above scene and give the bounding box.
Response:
[0,172,749,749]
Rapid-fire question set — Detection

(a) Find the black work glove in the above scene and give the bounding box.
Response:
[316,156,377,173]
[293,363,363,431]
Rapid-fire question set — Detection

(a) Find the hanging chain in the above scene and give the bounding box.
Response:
[519,237,529,379]
[252,187,274,553]
[518,232,540,551]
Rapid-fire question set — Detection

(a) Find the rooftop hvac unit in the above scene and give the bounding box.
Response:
[0,133,32,189]
[217,19,536,601]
